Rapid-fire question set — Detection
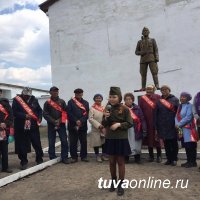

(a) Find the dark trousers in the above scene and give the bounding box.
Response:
[0,140,8,170]
[184,142,197,164]
[48,123,68,160]
[164,139,178,162]
[69,128,87,159]
[18,127,43,165]
[94,143,105,155]
[148,147,161,158]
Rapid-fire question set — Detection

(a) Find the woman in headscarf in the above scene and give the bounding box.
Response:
[175,92,198,168]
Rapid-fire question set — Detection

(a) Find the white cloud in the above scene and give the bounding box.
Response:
[0,0,51,89]
[0,8,50,67]
[0,65,51,88]
[0,0,45,10]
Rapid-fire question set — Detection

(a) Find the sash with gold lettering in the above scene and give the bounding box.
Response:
[0,104,9,120]
[15,96,41,126]
[128,108,142,133]
[72,97,87,116]
[47,99,68,123]
[141,95,156,109]
[92,104,104,113]
[159,99,175,112]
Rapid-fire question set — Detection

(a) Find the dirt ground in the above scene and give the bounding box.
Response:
[0,127,200,200]
[0,126,59,179]
[0,156,200,200]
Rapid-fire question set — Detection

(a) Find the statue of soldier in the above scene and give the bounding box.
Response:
[135,27,159,90]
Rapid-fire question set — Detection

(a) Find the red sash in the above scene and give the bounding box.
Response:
[160,99,175,112]
[72,97,87,116]
[0,104,14,135]
[9,127,14,136]
[47,99,68,123]
[92,104,104,113]
[0,104,9,120]
[141,95,156,109]
[15,96,41,126]
[176,106,198,142]
[128,108,140,122]
[128,108,142,133]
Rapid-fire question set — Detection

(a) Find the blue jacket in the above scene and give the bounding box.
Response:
[67,98,89,132]
[156,94,179,139]
[175,103,195,143]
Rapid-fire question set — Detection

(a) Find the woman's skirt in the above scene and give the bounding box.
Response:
[104,138,131,156]
[128,127,142,155]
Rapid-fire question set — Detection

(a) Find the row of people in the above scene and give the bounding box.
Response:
[0,86,199,181]
[100,86,199,196]
[89,85,199,167]
[0,87,90,171]
[138,85,199,168]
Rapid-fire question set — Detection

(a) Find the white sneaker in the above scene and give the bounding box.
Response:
[101,155,109,161]
[96,156,102,163]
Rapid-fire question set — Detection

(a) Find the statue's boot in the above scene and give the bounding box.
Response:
[153,75,159,89]
[141,76,147,90]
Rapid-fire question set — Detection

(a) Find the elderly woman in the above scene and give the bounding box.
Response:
[175,92,198,168]
[124,93,147,164]
[89,94,107,162]
[155,85,179,166]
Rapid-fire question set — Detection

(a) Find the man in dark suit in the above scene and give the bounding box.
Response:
[43,86,70,164]
[67,88,89,163]
[12,87,43,170]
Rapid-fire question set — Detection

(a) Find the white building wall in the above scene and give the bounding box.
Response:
[48,0,200,104]
[0,85,49,99]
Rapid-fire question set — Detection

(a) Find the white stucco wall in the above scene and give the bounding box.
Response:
[0,85,49,99]
[48,0,200,104]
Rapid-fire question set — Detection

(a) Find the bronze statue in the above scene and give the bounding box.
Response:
[135,27,159,90]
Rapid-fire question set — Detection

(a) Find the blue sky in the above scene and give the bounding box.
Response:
[0,0,51,89]
[0,2,38,15]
